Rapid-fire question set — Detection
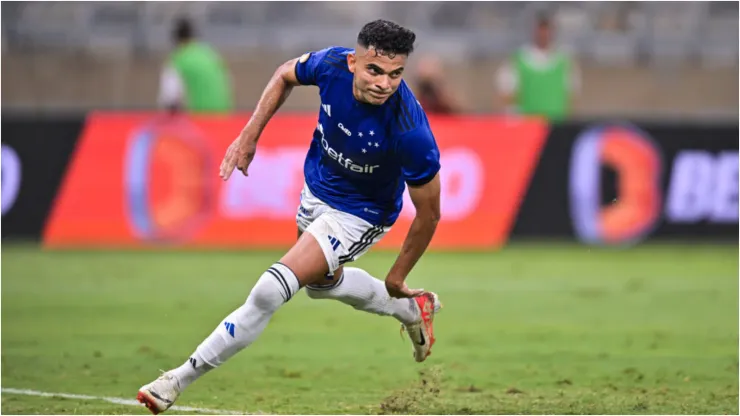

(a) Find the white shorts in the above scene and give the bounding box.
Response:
[296,183,390,273]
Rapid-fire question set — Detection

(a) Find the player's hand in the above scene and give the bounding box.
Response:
[219,137,257,180]
[385,276,424,299]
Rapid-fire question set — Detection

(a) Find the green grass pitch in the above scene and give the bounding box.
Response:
[2,243,737,414]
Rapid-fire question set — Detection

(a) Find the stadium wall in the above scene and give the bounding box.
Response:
[2,113,737,248]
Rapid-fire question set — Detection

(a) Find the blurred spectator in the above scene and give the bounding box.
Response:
[495,15,581,121]
[158,18,233,113]
[413,55,464,114]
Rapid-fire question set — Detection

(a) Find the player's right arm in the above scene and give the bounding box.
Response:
[219,58,301,180]
[219,48,333,180]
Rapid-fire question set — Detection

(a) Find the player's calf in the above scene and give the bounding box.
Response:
[306,267,420,323]
[192,262,300,368]
[306,269,443,363]
[137,263,301,414]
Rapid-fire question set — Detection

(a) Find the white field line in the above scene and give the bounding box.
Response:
[1,388,249,414]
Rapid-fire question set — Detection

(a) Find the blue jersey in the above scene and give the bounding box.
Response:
[294,46,441,227]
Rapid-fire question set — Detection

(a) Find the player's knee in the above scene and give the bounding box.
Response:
[305,286,325,300]
[248,263,300,310]
[305,269,344,299]
[248,279,283,311]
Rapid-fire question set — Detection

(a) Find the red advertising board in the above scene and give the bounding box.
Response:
[43,113,548,249]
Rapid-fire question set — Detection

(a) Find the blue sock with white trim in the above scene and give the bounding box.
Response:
[171,263,300,390]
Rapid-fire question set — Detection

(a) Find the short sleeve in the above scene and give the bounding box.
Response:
[294,47,334,86]
[398,127,441,187]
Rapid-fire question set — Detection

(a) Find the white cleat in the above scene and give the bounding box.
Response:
[402,292,442,362]
[137,372,181,415]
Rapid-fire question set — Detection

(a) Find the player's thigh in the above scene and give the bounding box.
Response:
[297,227,344,281]
[288,209,388,288]
[293,184,347,286]
[287,208,353,287]
[278,231,331,288]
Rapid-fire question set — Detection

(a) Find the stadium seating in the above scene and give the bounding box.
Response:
[1,1,737,116]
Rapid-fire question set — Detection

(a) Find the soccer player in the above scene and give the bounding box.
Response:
[137,19,443,415]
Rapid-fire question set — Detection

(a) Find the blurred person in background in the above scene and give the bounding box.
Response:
[495,15,580,121]
[413,55,464,114]
[158,18,233,113]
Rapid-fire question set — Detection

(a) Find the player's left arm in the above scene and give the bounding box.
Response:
[385,127,442,299]
[385,173,441,298]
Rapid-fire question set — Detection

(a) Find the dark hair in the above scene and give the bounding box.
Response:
[357,19,416,58]
[173,17,195,44]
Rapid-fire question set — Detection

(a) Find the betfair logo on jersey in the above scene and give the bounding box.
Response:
[321,137,379,174]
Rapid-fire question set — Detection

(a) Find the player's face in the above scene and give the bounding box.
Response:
[348,46,407,105]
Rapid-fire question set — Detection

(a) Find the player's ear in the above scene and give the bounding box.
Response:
[347,53,356,73]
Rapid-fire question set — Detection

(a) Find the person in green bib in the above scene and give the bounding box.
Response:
[158,18,233,114]
[496,15,580,121]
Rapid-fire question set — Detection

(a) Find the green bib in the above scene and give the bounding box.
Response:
[514,49,569,120]
[169,42,233,113]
